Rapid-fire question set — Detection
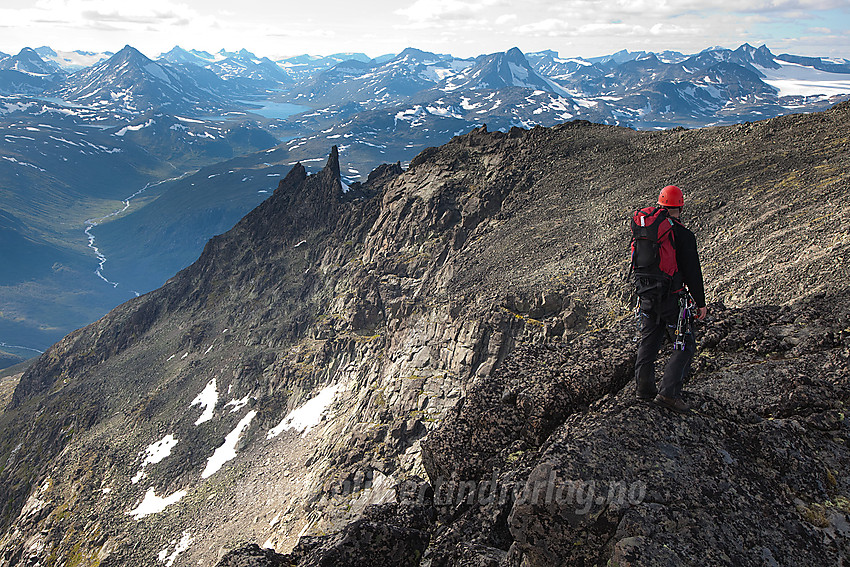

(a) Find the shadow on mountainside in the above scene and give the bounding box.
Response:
[219,292,849,566]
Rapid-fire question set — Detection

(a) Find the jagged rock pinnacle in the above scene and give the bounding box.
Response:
[325,145,340,176]
[320,145,343,196]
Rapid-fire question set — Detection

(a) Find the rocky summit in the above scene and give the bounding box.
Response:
[0,100,849,566]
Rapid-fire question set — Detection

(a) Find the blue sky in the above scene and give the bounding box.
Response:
[0,0,848,60]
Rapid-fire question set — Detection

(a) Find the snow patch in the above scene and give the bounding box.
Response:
[425,104,463,119]
[1,156,46,171]
[131,435,177,483]
[460,97,482,110]
[267,383,342,439]
[48,135,78,146]
[191,379,218,425]
[201,410,257,478]
[128,488,187,519]
[574,98,600,109]
[114,119,154,136]
[143,434,178,466]
[157,531,194,566]
[224,396,251,413]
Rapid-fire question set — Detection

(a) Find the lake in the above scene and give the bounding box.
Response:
[241,101,310,120]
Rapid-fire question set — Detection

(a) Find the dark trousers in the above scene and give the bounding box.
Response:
[634,295,696,399]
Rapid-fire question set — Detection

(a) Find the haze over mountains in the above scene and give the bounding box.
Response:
[1,41,850,367]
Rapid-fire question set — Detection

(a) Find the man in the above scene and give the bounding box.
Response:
[633,185,707,413]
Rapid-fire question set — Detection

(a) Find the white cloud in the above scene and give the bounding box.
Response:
[515,18,572,36]
[647,22,702,36]
[0,0,221,52]
[715,0,848,11]
[539,0,848,21]
[515,19,649,38]
[609,0,679,15]
[29,0,204,28]
[496,13,518,25]
[396,0,502,22]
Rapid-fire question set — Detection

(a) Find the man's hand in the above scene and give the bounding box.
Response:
[695,306,708,320]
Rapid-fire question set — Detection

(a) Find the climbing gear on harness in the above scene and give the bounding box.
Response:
[673,293,696,351]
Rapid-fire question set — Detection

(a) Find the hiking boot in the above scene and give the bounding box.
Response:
[636,386,657,401]
[653,395,690,414]
[635,378,657,401]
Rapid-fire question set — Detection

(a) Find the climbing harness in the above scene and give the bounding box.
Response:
[632,291,696,351]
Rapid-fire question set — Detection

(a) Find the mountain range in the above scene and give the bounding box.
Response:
[1,41,850,366]
[0,95,847,565]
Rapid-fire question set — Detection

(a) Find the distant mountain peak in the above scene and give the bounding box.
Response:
[396,47,438,60]
[733,42,779,69]
[529,49,560,58]
[0,47,60,75]
[159,46,214,67]
[189,48,215,59]
[53,44,235,114]
[112,44,152,64]
[162,45,192,57]
[35,46,58,57]
[735,43,773,56]
[505,46,525,59]
[441,46,566,95]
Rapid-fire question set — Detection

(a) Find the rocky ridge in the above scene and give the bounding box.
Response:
[0,101,849,566]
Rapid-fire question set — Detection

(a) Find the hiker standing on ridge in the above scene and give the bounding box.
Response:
[631,185,707,413]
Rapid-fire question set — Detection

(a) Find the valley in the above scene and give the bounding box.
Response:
[1,42,849,366]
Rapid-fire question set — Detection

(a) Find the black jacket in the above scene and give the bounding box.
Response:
[671,219,706,308]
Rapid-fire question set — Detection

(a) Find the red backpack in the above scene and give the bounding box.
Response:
[630,206,679,298]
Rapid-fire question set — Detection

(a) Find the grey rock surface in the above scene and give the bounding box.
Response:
[1,101,849,566]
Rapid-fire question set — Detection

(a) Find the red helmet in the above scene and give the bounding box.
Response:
[658,185,684,208]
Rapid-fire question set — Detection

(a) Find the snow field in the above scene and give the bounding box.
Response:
[201,410,258,478]
[157,531,194,566]
[191,378,218,425]
[128,487,188,519]
[131,434,179,484]
[758,61,850,97]
[267,383,343,439]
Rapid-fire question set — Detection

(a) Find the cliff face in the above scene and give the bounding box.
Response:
[1,102,849,566]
